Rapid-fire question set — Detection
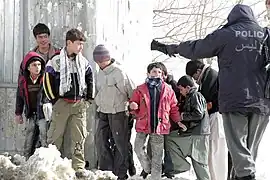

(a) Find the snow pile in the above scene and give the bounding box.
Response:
[0,145,117,180]
[0,153,18,180]
[19,144,75,180]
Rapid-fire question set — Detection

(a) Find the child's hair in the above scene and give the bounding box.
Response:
[157,62,168,76]
[33,23,50,38]
[186,60,205,77]
[66,28,86,42]
[147,62,163,73]
[177,75,195,88]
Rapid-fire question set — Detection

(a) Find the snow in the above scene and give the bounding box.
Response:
[0,145,117,180]
[0,127,268,180]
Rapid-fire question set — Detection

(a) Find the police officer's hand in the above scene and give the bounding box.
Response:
[151,39,168,54]
[15,115,23,124]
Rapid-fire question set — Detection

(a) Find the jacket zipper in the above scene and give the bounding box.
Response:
[153,87,157,133]
[72,61,77,101]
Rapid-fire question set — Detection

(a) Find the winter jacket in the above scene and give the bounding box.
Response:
[198,66,219,115]
[43,50,93,104]
[95,60,135,114]
[167,4,270,115]
[179,88,210,136]
[15,52,46,119]
[130,82,181,135]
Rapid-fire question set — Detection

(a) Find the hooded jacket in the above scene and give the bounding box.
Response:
[15,52,46,119]
[17,44,60,82]
[169,4,270,115]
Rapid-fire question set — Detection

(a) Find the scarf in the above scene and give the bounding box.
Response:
[59,48,87,96]
[146,77,162,88]
[196,64,209,86]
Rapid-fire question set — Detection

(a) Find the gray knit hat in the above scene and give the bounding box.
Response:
[93,44,110,62]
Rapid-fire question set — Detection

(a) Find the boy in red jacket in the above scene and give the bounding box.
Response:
[129,62,186,179]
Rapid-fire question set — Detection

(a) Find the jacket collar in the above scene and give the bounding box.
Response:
[102,59,117,75]
[138,82,168,100]
[32,43,58,60]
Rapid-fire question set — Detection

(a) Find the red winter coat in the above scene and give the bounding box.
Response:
[130,82,181,135]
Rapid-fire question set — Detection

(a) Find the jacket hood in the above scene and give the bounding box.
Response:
[227,4,257,25]
[22,51,45,72]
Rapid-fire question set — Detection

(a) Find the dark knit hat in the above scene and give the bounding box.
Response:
[26,57,44,69]
[93,44,110,62]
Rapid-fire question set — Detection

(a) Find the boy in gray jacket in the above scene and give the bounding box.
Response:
[93,45,135,180]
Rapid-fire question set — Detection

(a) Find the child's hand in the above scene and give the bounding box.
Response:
[129,102,138,110]
[15,115,23,124]
[207,102,212,110]
[177,121,187,132]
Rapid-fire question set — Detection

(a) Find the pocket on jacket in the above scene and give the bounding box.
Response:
[135,114,148,131]
[156,120,170,133]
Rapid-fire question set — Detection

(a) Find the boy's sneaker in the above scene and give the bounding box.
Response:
[162,173,175,179]
[140,170,149,179]
[128,164,136,176]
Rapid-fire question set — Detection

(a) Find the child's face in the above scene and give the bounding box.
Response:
[97,58,111,69]
[28,61,42,75]
[192,69,202,81]
[178,85,190,97]
[148,67,163,78]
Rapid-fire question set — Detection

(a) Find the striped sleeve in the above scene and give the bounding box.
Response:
[43,61,57,101]
[85,61,94,100]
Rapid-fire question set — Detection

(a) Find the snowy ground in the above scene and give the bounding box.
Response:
[0,123,269,180]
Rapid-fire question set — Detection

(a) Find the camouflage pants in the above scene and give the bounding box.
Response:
[134,133,164,180]
[47,99,88,170]
[24,115,48,159]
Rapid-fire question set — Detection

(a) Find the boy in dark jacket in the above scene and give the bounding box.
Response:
[186,60,227,180]
[15,52,47,159]
[165,75,210,180]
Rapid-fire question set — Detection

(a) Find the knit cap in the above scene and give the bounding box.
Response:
[93,44,110,62]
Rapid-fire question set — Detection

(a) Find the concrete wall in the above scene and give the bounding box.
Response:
[0,0,153,169]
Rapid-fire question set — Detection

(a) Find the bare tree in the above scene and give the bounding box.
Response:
[152,0,266,63]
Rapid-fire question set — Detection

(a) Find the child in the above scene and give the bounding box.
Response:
[165,75,211,180]
[93,44,135,180]
[129,62,186,179]
[44,29,93,178]
[15,52,47,159]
